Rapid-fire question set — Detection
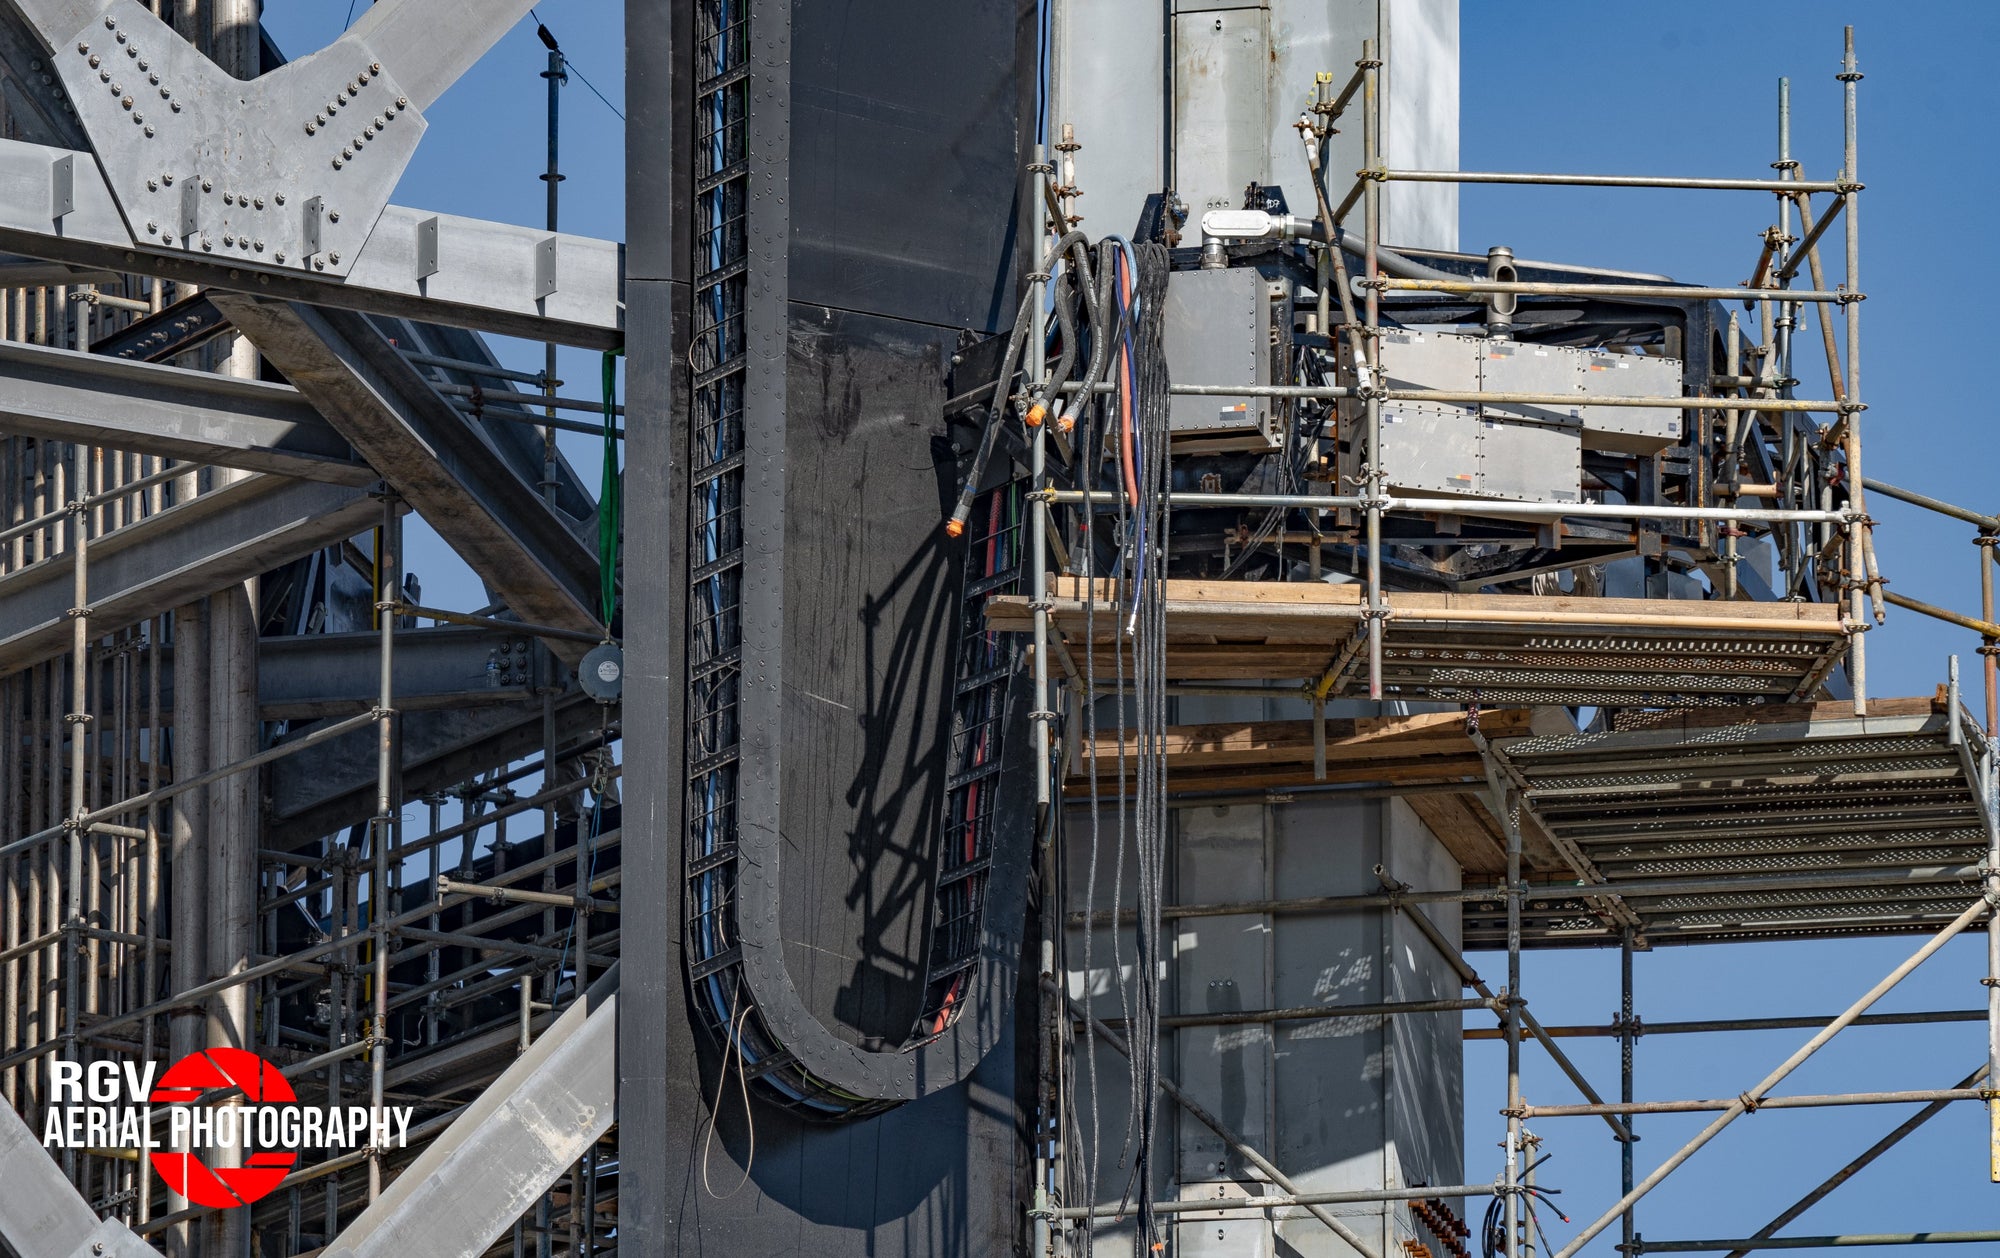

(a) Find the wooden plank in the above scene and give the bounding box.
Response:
[1403,792,1509,876]
[1067,757,1487,796]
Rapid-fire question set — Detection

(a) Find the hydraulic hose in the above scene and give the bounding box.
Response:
[946,229,1092,537]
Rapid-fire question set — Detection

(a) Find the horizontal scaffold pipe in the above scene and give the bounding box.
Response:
[1375,276,1852,303]
[1057,1183,1501,1221]
[1382,168,1852,194]
[1046,488,1855,525]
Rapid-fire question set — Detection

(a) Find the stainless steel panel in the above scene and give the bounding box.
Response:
[1174,8,1272,217]
[1479,340,1583,429]
[1378,327,1482,393]
[1380,400,1480,497]
[1052,0,1166,239]
[1479,412,1581,503]
[1578,350,1684,454]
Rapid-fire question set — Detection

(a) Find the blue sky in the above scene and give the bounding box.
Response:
[257,4,1998,1251]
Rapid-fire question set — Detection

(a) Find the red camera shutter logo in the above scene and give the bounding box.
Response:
[148,1047,298,1209]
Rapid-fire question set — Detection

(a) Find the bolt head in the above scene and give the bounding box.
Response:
[371,62,382,74]
[253,197,264,209]
[253,239,263,251]
[201,178,212,191]
[161,172,172,184]
[114,30,125,43]
[340,147,352,160]
[143,124,153,135]
[305,122,316,135]
[274,250,285,262]
[148,72,157,83]
[146,221,156,233]
[104,14,115,27]
[146,178,157,190]
[274,193,285,205]
[329,252,340,264]
[315,259,325,270]
[222,234,234,245]
[169,99,180,111]
[99,70,109,82]
[126,44,135,57]
[76,41,88,53]
[331,158,343,169]
[120,96,132,109]
[201,239,212,251]
[87,53,100,67]
[328,210,340,223]
[223,192,233,205]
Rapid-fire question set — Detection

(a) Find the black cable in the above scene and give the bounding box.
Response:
[528,9,626,121]
[1128,243,1171,1258]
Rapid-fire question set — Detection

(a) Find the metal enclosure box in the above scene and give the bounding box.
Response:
[1365,330,1583,504]
[1578,350,1683,453]
[1163,267,1290,450]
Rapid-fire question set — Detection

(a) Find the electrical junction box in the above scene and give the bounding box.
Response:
[1359,329,1582,503]
[1579,350,1683,453]
[1345,331,1682,506]
[1161,267,1291,451]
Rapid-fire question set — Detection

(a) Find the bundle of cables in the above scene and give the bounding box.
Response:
[1478,1167,1568,1258]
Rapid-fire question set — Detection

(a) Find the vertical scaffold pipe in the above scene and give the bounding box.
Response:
[1839,27,1868,715]
[1361,39,1384,700]
[1026,142,1058,1258]
[1503,789,1523,1258]
[368,492,398,1201]
[1620,928,1637,1251]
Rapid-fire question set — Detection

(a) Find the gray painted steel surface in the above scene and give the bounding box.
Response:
[212,295,605,657]
[0,472,381,671]
[322,967,618,1258]
[0,335,370,483]
[0,133,621,346]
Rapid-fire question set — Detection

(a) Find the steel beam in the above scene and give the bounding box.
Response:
[0,137,620,348]
[0,336,372,483]
[267,688,605,849]
[0,1096,156,1258]
[0,473,382,672]
[320,966,617,1258]
[211,295,604,658]
[141,623,541,720]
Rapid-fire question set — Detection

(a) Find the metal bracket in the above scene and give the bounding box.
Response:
[50,151,73,220]
[415,213,439,279]
[533,234,557,299]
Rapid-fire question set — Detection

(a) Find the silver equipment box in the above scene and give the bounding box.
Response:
[1367,330,1583,503]
[1162,267,1290,450]
[1578,350,1682,453]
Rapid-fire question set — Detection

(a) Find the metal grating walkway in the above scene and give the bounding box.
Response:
[1464,698,1993,947]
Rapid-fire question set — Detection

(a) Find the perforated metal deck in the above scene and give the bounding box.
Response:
[1463,699,1993,947]
[988,578,1851,708]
